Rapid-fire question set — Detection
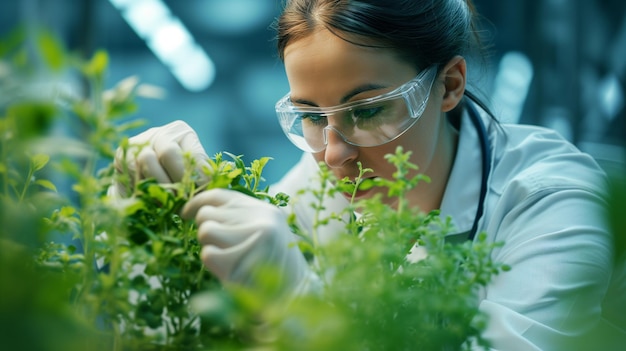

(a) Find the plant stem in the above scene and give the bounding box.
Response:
[1,134,9,198]
[17,166,34,205]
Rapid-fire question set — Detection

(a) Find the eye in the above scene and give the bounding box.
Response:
[352,106,384,120]
[300,113,327,126]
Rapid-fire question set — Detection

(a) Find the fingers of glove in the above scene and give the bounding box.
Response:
[115,120,202,166]
[177,133,211,184]
[112,124,169,183]
[196,217,259,248]
[178,128,209,158]
[161,120,198,144]
[144,121,203,183]
[182,188,255,220]
[200,245,238,283]
[153,140,186,183]
[201,235,310,293]
[199,234,260,283]
[137,147,172,183]
[193,197,267,223]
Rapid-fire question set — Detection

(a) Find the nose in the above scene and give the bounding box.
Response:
[322,126,358,168]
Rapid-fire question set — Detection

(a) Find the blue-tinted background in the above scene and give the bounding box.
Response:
[1,0,624,184]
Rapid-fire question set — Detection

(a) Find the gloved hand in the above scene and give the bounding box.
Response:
[109,120,210,197]
[182,188,314,296]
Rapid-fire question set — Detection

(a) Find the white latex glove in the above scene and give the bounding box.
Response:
[110,120,210,197]
[181,188,314,296]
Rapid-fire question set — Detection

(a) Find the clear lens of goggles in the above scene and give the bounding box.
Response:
[275,65,438,153]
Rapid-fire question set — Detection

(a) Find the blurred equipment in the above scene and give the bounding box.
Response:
[491,51,534,125]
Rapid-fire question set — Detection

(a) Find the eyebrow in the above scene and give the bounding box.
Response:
[291,83,389,107]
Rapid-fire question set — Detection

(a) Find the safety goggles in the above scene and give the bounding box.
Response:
[275,65,438,153]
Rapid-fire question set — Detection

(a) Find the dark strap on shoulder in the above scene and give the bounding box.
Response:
[466,101,492,241]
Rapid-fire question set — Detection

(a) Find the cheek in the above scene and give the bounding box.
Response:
[311,105,443,178]
[393,107,442,171]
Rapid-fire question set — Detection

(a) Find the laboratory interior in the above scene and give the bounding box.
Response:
[1,0,624,183]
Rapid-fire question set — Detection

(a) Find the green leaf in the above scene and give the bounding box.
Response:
[82,50,109,77]
[59,206,77,217]
[357,178,376,191]
[161,235,181,245]
[226,168,243,179]
[117,119,147,133]
[37,30,65,71]
[224,151,246,171]
[251,157,271,175]
[8,103,56,139]
[131,275,150,293]
[35,179,57,192]
[171,248,186,257]
[31,154,50,171]
[147,183,171,205]
[151,240,164,256]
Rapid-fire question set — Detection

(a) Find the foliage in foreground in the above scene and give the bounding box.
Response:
[0,27,283,350]
[212,148,509,351]
[0,28,512,350]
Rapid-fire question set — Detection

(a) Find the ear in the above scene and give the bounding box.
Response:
[440,56,466,112]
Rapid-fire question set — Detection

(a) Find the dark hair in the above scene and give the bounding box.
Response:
[272,0,494,113]
[275,0,485,70]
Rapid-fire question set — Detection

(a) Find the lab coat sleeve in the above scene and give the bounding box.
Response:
[479,177,616,350]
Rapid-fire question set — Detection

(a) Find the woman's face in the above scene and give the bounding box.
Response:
[283,29,454,209]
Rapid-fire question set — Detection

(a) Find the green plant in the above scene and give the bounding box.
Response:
[190,147,509,351]
[1,27,508,351]
[0,26,137,351]
[41,152,285,351]
[252,147,508,351]
[0,27,285,350]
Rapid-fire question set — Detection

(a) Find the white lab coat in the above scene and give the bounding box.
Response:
[271,101,626,350]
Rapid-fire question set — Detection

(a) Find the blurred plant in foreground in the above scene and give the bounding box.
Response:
[193,147,509,351]
[0,27,284,350]
[1,26,509,351]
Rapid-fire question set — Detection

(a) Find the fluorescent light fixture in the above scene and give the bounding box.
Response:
[122,0,170,39]
[171,46,216,92]
[109,0,215,92]
[148,18,194,62]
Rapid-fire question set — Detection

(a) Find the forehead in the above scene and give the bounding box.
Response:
[283,29,416,99]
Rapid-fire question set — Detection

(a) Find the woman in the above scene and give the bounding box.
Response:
[112,0,624,349]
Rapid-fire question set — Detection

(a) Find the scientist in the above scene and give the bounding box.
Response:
[112,0,625,349]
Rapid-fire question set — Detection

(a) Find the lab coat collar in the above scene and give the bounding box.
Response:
[439,104,488,240]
